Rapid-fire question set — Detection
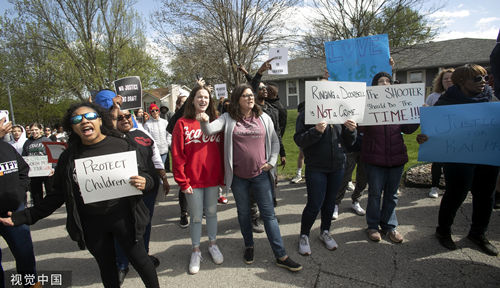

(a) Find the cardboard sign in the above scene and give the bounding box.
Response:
[268,48,288,75]
[305,81,367,124]
[114,76,142,110]
[325,34,391,85]
[214,84,228,99]
[42,142,68,163]
[359,83,425,126]
[23,156,52,177]
[418,102,500,166]
[74,151,141,204]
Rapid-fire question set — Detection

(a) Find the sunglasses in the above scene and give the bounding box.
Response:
[258,86,267,91]
[473,75,489,82]
[70,112,100,125]
[117,114,132,121]
[150,109,159,112]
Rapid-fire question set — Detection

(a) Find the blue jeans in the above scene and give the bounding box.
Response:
[365,164,404,232]
[186,186,219,248]
[301,169,344,236]
[231,171,286,259]
[0,205,36,287]
[115,189,158,270]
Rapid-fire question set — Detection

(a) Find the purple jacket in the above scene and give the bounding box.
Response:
[359,124,419,167]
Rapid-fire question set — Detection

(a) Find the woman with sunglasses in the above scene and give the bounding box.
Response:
[198,84,302,272]
[114,109,168,284]
[22,123,54,206]
[417,64,499,256]
[171,85,224,274]
[1,102,160,287]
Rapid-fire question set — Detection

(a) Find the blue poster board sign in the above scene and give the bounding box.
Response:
[325,34,391,86]
[418,102,500,166]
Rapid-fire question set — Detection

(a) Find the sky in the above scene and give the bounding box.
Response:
[1,0,498,41]
[130,0,500,41]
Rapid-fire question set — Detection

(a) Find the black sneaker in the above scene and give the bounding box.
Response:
[118,267,129,286]
[467,233,499,256]
[276,256,302,272]
[179,214,189,228]
[436,229,457,250]
[244,247,254,264]
[149,255,160,268]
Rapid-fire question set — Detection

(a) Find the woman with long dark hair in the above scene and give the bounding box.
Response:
[172,85,224,274]
[198,84,302,272]
[1,102,159,287]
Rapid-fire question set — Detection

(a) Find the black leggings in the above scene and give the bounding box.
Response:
[81,208,159,288]
[431,162,443,187]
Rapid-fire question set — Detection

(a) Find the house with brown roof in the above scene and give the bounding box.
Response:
[262,38,496,109]
[143,85,191,112]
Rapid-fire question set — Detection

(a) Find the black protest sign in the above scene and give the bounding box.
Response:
[114,76,142,110]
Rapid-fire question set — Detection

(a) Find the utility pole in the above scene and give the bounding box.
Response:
[7,81,16,124]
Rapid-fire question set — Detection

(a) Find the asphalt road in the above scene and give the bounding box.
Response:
[2,176,500,287]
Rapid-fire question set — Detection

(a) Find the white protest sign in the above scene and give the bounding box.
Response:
[74,151,141,204]
[0,110,9,123]
[305,81,367,124]
[268,48,288,75]
[23,156,52,177]
[214,84,228,99]
[360,83,425,126]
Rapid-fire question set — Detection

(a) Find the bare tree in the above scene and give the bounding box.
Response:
[8,0,161,99]
[153,0,299,87]
[298,0,439,58]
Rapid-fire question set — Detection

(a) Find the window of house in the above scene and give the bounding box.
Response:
[286,80,299,107]
[408,70,425,83]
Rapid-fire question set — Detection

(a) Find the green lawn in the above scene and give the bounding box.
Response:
[279,109,422,180]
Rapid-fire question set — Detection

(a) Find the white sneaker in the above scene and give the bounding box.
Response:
[291,174,302,184]
[351,201,366,216]
[319,230,338,250]
[208,244,224,265]
[298,234,311,255]
[429,187,439,198]
[347,181,355,192]
[189,251,202,274]
[332,204,339,220]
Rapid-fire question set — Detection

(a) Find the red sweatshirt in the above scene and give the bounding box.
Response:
[172,117,224,190]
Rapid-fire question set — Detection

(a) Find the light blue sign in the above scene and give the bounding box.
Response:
[325,34,391,86]
[418,102,500,166]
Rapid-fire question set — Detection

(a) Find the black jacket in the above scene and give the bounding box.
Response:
[0,141,30,216]
[294,111,356,172]
[436,85,493,106]
[266,97,287,138]
[12,135,152,250]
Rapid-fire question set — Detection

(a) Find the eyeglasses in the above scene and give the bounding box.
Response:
[241,93,254,98]
[150,109,159,112]
[473,75,489,82]
[117,114,132,121]
[70,112,100,125]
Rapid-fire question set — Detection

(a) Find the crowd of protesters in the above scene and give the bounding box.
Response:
[1,34,500,287]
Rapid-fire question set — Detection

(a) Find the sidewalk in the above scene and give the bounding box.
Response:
[1,177,500,287]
